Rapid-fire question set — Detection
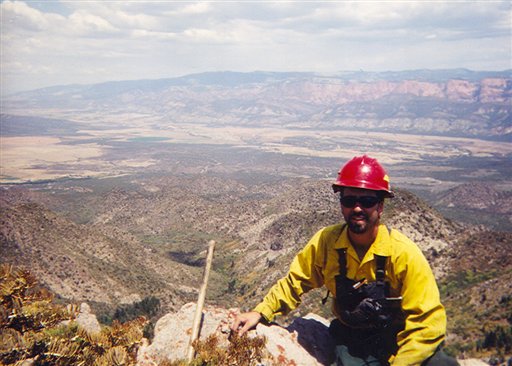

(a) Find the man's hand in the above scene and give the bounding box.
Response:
[230,311,262,336]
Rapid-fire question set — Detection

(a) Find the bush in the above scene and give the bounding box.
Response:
[0,264,147,365]
[479,325,512,352]
[113,296,161,323]
[191,332,268,366]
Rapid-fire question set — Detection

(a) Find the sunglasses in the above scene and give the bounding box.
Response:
[339,195,380,208]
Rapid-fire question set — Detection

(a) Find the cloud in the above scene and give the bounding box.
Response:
[179,2,212,15]
[1,0,63,31]
[112,10,158,30]
[68,11,119,36]
[1,0,510,94]
[131,29,178,41]
[2,59,53,75]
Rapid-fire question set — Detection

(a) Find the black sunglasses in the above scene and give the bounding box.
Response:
[339,195,380,208]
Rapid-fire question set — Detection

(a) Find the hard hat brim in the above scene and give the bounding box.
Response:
[332,183,394,198]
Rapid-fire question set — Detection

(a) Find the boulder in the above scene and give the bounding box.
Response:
[75,302,101,334]
[458,360,490,366]
[136,302,492,366]
[136,302,335,365]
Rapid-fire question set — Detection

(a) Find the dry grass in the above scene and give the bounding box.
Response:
[0,264,147,366]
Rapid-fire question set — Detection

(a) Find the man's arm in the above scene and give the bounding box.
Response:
[230,228,328,334]
[390,236,446,365]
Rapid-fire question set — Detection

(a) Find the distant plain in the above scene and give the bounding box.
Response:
[2,120,510,189]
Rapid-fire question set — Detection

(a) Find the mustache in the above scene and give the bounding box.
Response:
[349,212,369,221]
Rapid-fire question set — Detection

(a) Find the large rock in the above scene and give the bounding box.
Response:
[136,302,335,365]
[458,360,489,366]
[75,302,102,334]
[136,303,494,366]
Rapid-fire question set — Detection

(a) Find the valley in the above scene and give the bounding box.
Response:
[1,70,511,360]
[2,132,510,231]
[2,120,510,184]
[2,71,510,231]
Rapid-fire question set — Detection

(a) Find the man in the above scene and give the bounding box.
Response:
[231,155,458,366]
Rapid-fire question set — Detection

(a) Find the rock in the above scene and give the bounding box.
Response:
[257,313,335,366]
[75,302,101,334]
[136,303,493,366]
[458,359,490,366]
[137,302,236,365]
[136,302,335,365]
[19,359,35,366]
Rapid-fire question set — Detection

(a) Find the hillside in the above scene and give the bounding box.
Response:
[1,173,510,359]
[0,187,204,314]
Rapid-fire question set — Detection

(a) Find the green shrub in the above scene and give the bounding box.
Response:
[479,325,512,352]
[113,296,161,323]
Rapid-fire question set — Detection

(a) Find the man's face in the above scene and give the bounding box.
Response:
[340,187,383,234]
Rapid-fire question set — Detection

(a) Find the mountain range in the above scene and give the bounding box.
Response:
[4,69,511,140]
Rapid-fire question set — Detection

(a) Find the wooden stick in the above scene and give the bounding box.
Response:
[187,240,216,363]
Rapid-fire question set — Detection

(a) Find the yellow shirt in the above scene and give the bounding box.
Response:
[253,223,446,366]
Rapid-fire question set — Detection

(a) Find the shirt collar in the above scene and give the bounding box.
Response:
[334,224,392,259]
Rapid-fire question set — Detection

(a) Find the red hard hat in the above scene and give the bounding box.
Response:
[332,155,394,198]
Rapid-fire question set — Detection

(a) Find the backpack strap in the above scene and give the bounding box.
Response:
[336,248,348,277]
[321,224,346,305]
[323,224,391,305]
[375,225,391,283]
[374,254,387,283]
[323,248,348,305]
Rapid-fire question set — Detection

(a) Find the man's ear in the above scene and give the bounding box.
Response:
[377,201,384,217]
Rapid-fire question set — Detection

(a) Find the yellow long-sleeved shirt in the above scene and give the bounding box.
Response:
[253,223,446,366]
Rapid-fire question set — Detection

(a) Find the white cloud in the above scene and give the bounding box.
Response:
[183,28,225,43]
[180,2,212,15]
[68,11,118,36]
[1,0,62,31]
[1,0,510,94]
[2,59,53,74]
[111,10,158,29]
[131,29,178,41]
[68,11,117,36]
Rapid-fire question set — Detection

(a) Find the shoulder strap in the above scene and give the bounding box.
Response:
[323,247,347,305]
[374,254,387,283]
[375,225,391,282]
[321,224,346,305]
[336,248,348,277]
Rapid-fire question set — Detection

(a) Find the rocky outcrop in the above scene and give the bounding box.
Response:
[458,360,490,366]
[75,303,101,334]
[136,303,497,366]
[137,302,335,365]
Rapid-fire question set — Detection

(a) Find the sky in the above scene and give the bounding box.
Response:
[1,0,511,94]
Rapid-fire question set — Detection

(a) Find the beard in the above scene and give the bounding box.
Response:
[347,211,370,234]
